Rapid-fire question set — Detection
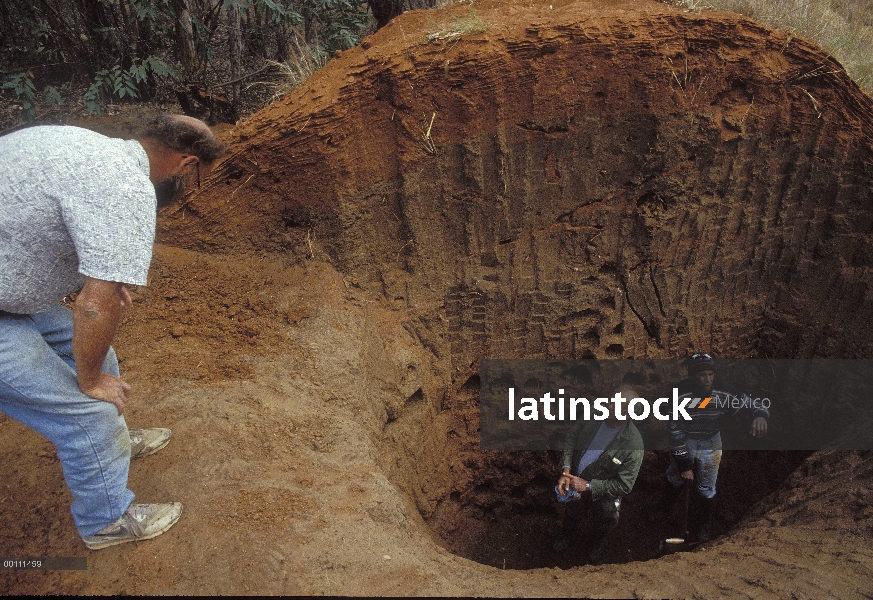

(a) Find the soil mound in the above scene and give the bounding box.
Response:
[2,0,873,595]
[162,0,873,361]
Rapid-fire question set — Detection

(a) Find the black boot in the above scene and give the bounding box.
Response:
[552,516,580,553]
[698,495,716,542]
[648,482,684,522]
[585,531,608,565]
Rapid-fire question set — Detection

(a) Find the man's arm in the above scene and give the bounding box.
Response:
[726,384,769,438]
[72,277,131,415]
[558,421,583,494]
[740,392,769,437]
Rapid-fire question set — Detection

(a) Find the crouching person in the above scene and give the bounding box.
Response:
[552,388,644,564]
[0,116,224,549]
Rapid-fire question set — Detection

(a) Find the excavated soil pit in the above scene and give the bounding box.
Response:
[153,0,873,584]
[384,371,814,569]
[4,0,873,595]
[426,446,813,569]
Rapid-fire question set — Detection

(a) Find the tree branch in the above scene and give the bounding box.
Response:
[212,65,270,89]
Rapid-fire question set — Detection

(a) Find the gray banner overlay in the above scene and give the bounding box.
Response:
[480,359,873,450]
[0,557,87,570]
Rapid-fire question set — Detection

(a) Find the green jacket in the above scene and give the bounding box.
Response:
[561,420,644,501]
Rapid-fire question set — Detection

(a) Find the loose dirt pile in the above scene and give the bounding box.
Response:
[2,0,872,595]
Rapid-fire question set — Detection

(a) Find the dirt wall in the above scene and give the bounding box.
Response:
[156,0,873,541]
[161,0,873,365]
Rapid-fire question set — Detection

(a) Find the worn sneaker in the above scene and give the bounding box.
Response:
[82,502,183,550]
[129,428,172,459]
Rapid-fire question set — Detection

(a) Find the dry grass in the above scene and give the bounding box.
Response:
[668,0,873,96]
[265,32,329,99]
[426,5,488,42]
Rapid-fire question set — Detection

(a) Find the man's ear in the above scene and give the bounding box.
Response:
[177,154,200,173]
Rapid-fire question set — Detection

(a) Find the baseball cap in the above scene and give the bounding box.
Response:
[687,352,715,375]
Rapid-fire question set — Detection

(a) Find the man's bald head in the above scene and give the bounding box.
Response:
[136,114,225,165]
[134,114,226,208]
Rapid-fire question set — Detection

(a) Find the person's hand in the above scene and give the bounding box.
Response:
[558,472,572,495]
[751,416,768,437]
[681,469,694,481]
[80,372,131,415]
[569,475,589,493]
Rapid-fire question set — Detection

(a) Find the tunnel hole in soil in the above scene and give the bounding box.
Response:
[418,381,811,570]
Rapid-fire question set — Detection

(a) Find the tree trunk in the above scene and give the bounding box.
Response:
[227,4,242,106]
[81,0,117,56]
[275,21,289,62]
[366,0,403,30]
[174,0,197,80]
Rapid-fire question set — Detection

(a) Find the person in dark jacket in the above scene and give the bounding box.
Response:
[650,353,768,541]
[552,387,644,564]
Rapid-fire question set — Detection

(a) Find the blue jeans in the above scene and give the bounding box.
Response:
[0,305,134,537]
[666,433,722,499]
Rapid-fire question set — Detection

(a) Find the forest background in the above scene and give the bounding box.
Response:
[0,0,871,133]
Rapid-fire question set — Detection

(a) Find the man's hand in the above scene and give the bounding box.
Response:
[79,372,131,415]
[751,416,768,437]
[570,477,588,492]
[559,475,590,493]
[73,277,131,414]
[558,472,572,495]
[681,469,695,481]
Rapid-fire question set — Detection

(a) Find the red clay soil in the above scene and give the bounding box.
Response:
[2,0,873,595]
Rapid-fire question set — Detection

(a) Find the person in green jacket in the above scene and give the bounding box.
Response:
[552,387,644,564]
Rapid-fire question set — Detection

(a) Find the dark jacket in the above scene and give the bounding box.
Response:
[669,377,770,471]
[561,420,644,501]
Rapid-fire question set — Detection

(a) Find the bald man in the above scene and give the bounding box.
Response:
[0,115,224,549]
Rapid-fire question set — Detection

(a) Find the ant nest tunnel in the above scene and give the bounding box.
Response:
[161,0,873,571]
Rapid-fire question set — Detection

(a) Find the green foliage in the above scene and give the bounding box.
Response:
[81,57,178,114]
[305,0,371,51]
[82,64,140,114]
[1,73,63,121]
[82,71,109,115]
[128,56,178,85]
[0,0,379,120]
[133,1,158,21]
[42,85,64,107]
[260,0,296,23]
[2,72,38,120]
